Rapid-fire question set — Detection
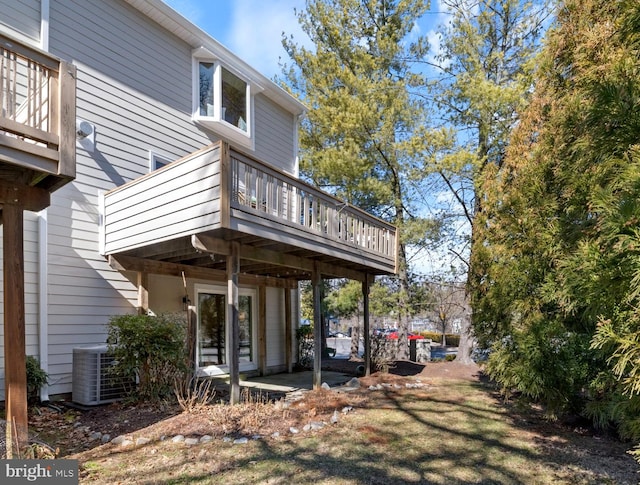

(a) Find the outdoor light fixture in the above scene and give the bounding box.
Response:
[182,295,191,311]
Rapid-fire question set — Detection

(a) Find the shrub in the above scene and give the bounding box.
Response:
[416,332,460,346]
[419,331,441,342]
[445,354,457,362]
[445,334,460,346]
[107,313,188,401]
[26,355,48,401]
[174,375,216,413]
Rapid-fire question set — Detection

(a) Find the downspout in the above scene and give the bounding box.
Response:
[40,0,50,51]
[38,209,49,401]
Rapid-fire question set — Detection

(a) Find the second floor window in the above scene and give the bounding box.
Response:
[222,68,247,131]
[198,62,248,133]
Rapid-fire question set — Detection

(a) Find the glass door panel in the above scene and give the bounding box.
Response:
[238,295,253,363]
[198,292,226,367]
[197,291,255,370]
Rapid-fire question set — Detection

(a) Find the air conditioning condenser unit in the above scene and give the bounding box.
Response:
[72,345,130,406]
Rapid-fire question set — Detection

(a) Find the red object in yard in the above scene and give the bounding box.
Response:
[387,332,424,340]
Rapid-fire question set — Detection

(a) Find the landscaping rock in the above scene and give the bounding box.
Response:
[289,427,299,434]
[185,438,199,446]
[310,421,325,431]
[135,437,151,446]
[321,382,331,390]
[171,435,185,443]
[89,432,102,441]
[342,406,353,414]
[200,435,212,443]
[330,410,339,425]
[111,435,128,445]
[101,434,111,444]
[233,437,248,445]
[345,377,360,388]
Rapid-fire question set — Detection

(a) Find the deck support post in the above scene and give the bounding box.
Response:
[363,274,373,376]
[227,241,240,404]
[258,285,267,376]
[136,271,149,315]
[3,203,28,453]
[312,266,322,390]
[284,288,292,373]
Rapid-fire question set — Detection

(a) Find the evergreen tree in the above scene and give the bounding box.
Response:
[282,0,436,358]
[479,0,640,459]
[424,0,551,362]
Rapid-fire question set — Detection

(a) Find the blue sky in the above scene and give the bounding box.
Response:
[164,0,308,79]
[163,0,445,81]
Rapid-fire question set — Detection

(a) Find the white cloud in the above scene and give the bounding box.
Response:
[227,0,307,79]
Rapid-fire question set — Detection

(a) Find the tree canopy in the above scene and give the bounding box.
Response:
[474,0,640,460]
[282,0,437,357]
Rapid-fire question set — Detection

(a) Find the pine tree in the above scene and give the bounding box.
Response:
[282,0,435,358]
[425,0,551,362]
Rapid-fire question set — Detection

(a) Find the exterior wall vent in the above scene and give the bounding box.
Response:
[72,345,130,406]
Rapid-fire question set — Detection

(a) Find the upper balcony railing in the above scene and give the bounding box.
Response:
[229,148,397,265]
[0,32,76,189]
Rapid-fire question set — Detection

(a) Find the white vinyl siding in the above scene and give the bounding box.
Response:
[103,147,222,255]
[0,0,301,396]
[45,0,213,394]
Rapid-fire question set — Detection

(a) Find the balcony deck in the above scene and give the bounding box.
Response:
[0,33,76,194]
[101,142,397,281]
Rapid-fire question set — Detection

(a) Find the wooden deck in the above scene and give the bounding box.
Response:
[102,142,397,281]
[0,32,76,192]
[0,33,76,447]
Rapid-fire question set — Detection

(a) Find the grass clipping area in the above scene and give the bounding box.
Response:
[72,370,637,484]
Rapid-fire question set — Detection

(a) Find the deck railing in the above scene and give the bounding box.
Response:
[0,32,76,181]
[230,149,396,263]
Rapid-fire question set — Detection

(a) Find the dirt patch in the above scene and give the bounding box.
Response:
[24,359,639,484]
[323,356,482,381]
[28,359,479,456]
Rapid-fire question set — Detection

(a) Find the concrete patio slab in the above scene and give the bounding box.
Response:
[241,371,353,393]
[206,370,357,402]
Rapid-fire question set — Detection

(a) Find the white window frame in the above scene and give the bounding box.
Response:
[148,151,173,172]
[192,53,256,151]
[194,283,258,376]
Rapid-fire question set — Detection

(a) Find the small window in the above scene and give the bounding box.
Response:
[149,152,173,172]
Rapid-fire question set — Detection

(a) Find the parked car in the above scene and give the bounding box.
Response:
[328,331,346,338]
[386,332,424,340]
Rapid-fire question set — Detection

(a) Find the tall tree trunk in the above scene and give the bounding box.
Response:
[396,243,410,360]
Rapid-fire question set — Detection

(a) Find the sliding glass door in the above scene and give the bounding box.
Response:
[196,285,256,375]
